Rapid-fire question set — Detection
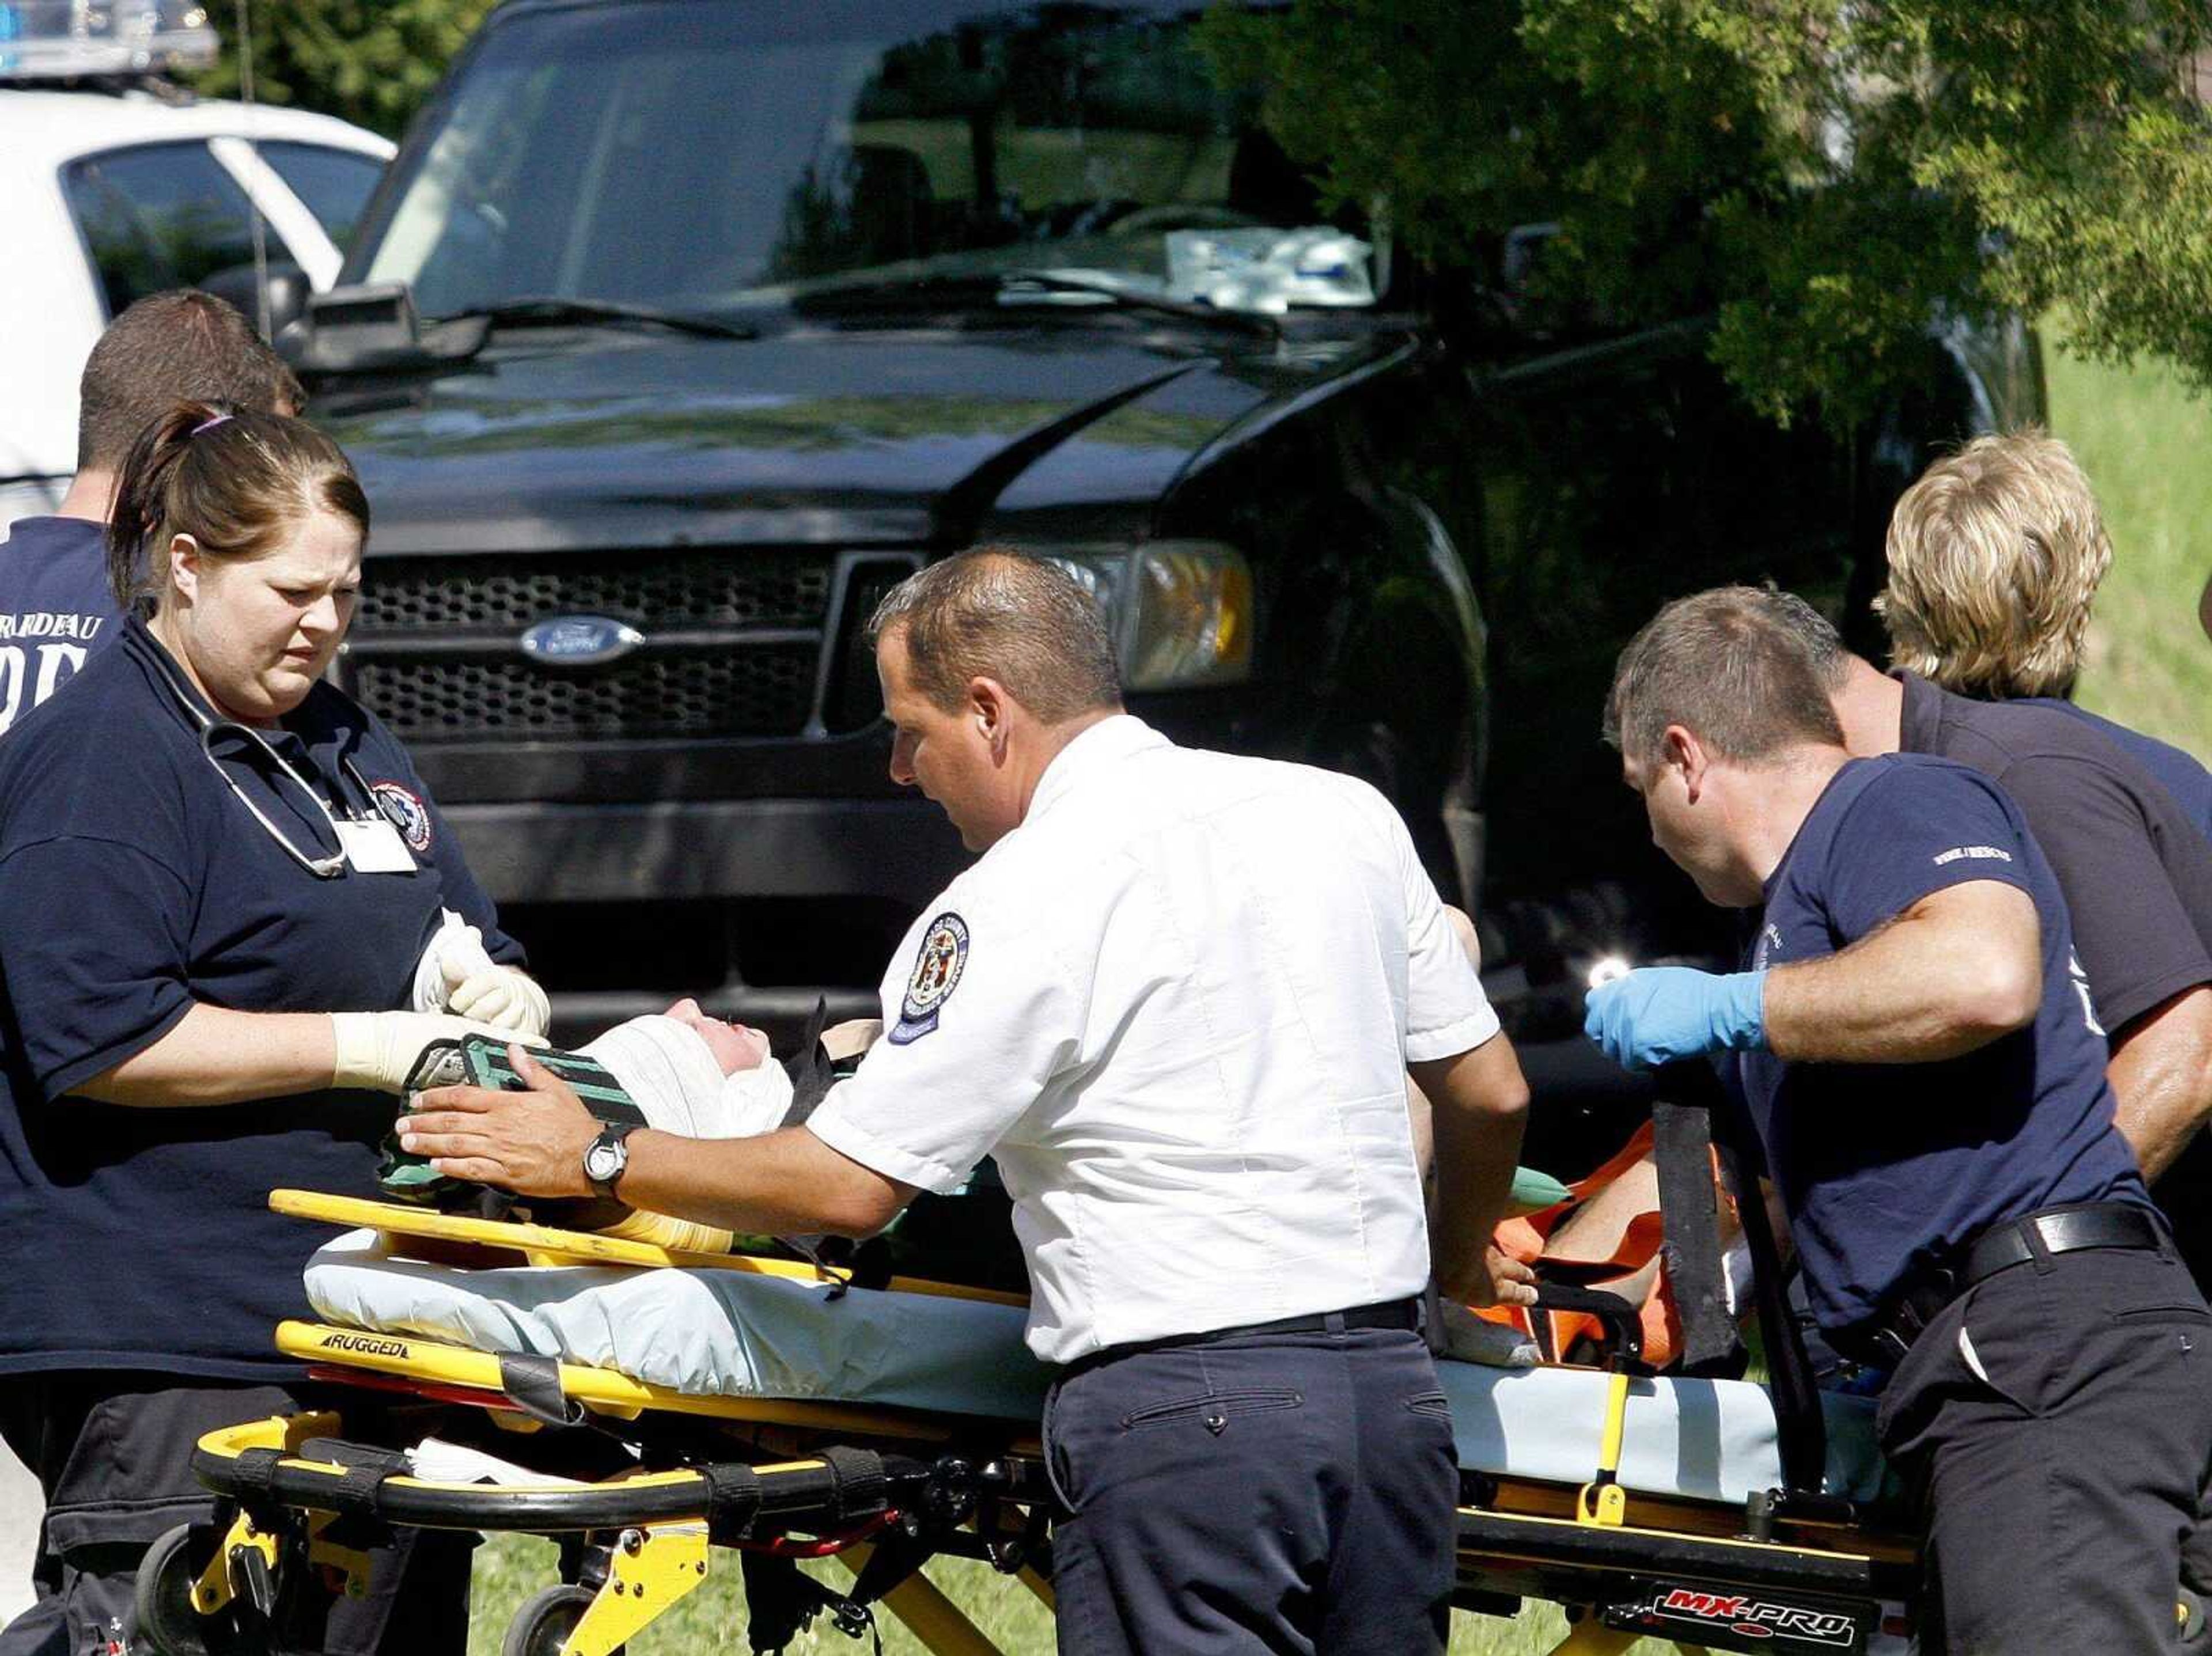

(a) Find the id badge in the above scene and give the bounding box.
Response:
[335,816,417,874]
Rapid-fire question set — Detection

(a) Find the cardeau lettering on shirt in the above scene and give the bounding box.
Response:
[0,517,122,736]
[806,714,1502,1365]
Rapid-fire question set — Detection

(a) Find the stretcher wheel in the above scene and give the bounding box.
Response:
[502,1584,623,1656]
[133,1525,232,1656]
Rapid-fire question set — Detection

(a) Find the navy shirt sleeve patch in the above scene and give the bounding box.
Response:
[1824,763,2034,941]
[890,911,969,1044]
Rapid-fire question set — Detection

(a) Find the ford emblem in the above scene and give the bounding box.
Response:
[519,614,643,667]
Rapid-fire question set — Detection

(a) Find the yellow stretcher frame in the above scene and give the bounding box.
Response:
[178,1192,1922,1656]
[269,1189,1027,1305]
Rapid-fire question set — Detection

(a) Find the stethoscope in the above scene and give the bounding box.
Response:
[148,641,404,880]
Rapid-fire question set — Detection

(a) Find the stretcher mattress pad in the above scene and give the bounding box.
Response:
[304,1229,1888,1506]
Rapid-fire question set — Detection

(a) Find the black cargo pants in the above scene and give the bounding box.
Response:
[0,1373,475,1656]
[1874,1239,2212,1653]
[1043,1324,1457,1655]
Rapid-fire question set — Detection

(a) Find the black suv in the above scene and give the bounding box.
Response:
[282,0,2041,1058]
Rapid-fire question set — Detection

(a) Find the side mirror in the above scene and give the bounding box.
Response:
[199,261,310,342]
[278,282,490,376]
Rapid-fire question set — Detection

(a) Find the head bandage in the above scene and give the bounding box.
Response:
[577,1015,794,1140]
[566,1014,797,1253]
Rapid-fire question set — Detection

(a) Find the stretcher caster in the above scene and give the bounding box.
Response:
[503,1584,626,1656]
[133,1525,238,1656]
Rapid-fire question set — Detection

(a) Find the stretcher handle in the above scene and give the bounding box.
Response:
[1653,1060,1830,1498]
[1527,1282,1642,1370]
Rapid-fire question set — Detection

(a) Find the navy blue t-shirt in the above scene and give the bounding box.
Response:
[0,517,122,736]
[2028,697,2212,842]
[1733,753,2146,1333]
[0,617,523,1378]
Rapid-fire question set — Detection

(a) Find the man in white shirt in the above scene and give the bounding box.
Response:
[403,550,1532,1653]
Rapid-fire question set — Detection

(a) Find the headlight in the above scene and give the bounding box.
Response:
[1036,540,1254,692]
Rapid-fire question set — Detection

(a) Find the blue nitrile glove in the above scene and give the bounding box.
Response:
[1583,967,1768,1071]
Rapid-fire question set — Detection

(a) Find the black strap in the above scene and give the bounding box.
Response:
[1657,1060,1828,1496]
[779,996,837,1128]
[229,1447,286,1505]
[703,1462,763,1546]
[496,1354,586,1427]
[819,1445,888,1522]
[1651,1098,1738,1373]
[295,1439,406,1507]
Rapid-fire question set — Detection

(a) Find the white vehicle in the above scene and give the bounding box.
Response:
[1,7,393,528]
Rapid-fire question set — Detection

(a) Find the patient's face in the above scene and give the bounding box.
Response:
[663,999,771,1076]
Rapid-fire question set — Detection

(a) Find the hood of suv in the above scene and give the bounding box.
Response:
[312,325,1396,554]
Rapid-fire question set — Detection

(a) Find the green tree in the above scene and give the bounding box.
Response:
[188,0,495,141]
[1200,0,2212,427]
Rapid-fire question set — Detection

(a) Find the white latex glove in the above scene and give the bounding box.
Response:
[411,908,550,1036]
[444,952,551,1036]
[330,1010,547,1094]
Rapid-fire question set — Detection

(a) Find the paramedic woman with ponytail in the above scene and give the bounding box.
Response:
[0,405,541,1656]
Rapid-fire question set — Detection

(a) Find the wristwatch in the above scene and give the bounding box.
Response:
[582,1120,638,1200]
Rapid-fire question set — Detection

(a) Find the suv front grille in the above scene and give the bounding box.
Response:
[351,646,820,740]
[354,551,835,634]
[342,548,915,745]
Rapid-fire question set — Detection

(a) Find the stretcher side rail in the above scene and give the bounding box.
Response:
[190,1431,973,1538]
[1455,1507,1914,1597]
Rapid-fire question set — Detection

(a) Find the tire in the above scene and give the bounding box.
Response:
[502,1583,621,1656]
[132,1525,224,1656]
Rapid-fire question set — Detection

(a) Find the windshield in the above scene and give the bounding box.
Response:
[357,0,1373,319]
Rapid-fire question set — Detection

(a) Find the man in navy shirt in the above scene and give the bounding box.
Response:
[1735,587,2212,1204]
[0,290,298,734]
[1586,588,2212,1651]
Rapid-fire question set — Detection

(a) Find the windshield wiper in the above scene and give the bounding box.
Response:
[452,297,758,342]
[794,269,1279,339]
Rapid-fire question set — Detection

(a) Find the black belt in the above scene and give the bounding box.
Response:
[1835,1202,2165,1369]
[1061,1295,1423,1380]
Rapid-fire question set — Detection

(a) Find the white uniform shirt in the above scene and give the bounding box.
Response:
[805,715,1500,1364]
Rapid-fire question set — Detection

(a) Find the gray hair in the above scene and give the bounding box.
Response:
[1604,586,1846,768]
[867,548,1123,724]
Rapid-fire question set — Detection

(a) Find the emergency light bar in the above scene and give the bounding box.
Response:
[0,0,217,82]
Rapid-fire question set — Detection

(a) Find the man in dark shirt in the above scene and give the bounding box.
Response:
[1750,593,2212,1229]
[0,290,299,734]
[1585,586,2212,1651]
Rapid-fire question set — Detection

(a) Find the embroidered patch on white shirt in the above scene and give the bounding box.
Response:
[890,911,968,1044]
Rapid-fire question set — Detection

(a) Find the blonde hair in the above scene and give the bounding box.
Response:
[1878,430,2112,698]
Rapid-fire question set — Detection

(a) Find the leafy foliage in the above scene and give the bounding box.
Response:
[1200,0,2212,427]
[187,0,495,141]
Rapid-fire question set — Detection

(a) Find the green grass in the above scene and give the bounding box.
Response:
[2044,336,2212,759]
[465,1531,1668,1654]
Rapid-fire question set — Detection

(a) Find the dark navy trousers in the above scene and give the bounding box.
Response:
[1874,1240,2212,1654]
[0,1373,474,1656]
[1043,1324,1456,1655]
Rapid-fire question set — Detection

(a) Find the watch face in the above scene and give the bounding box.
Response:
[585,1140,623,1183]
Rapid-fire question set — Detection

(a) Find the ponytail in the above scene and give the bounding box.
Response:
[105,400,219,613]
[103,402,370,615]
